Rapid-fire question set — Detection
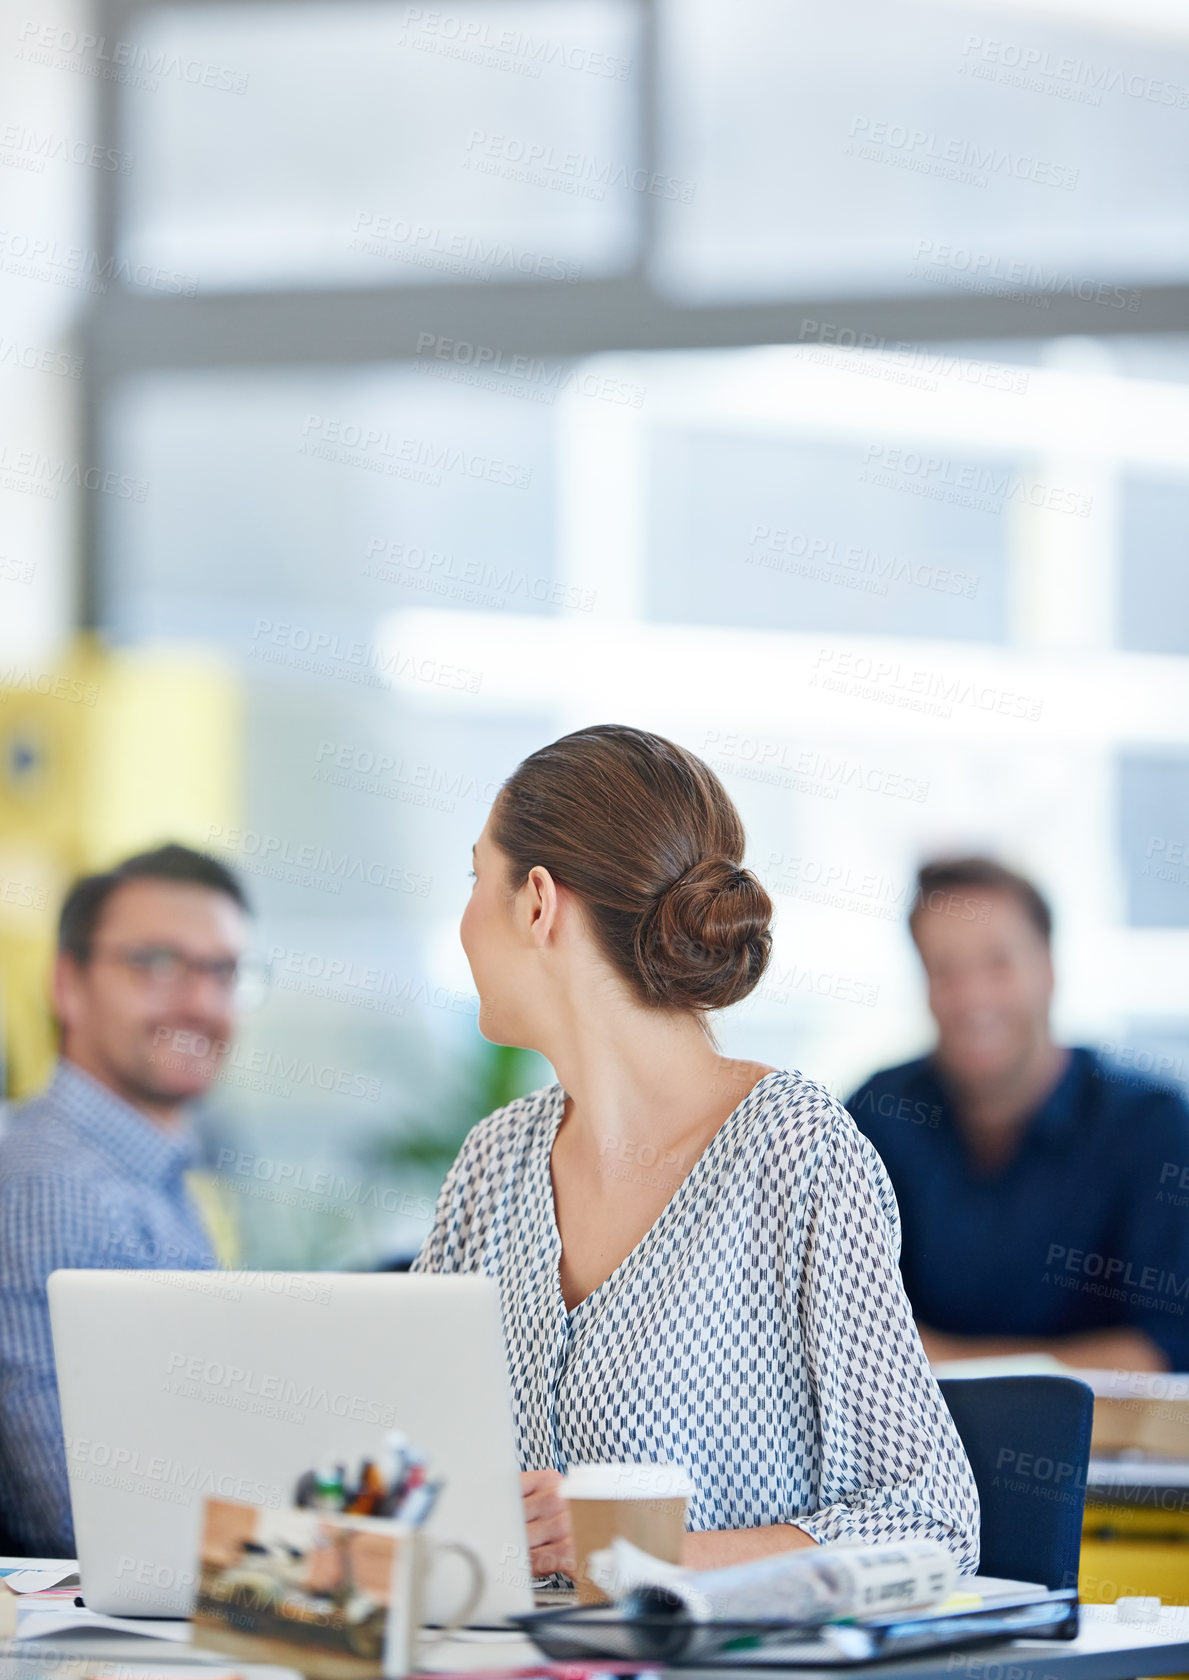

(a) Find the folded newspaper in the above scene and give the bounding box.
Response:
[586,1536,957,1626]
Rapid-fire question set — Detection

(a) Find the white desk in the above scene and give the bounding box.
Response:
[1087,1459,1189,1491]
[5,1605,1187,1679]
[682,1605,1189,1680]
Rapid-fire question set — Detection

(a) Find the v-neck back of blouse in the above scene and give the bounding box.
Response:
[541,1070,784,1321]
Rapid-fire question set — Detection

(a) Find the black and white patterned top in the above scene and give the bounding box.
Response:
[413,1069,980,1570]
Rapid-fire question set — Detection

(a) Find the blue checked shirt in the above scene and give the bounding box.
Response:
[0,1060,215,1555]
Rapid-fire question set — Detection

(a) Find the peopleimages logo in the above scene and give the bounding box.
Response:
[809,649,1043,723]
[348,215,582,283]
[205,822,433,899]
[313,738,501,808]
[250,618,483,697]
[0,336,83,378]
[748,523,980,599]
[413,332,646,409]
[398,8,632,81]
[860,445,1091,518]
[850,1088,942,1129]
[0,875,49,910]
[0,440,149,501]
[0,228,197,295]
[15,20,249,93]
[910,240,1142,311]
[0,123,135,174]
[299,414,532,490]
[463,129,696,202]
[1045,1243,1189,1308]
[763,855,987,933]
[960,34,1189,109]
[847,116,1079,191]
[150,1026,384,1103]
[363,538,597,615]
[0,666,98,705]
[163,1353,399,1428]
[1144,836,1189,884]
[759,961,879,1009]
[705,733,931,803]
[216,1149,435,1223]
[64,1435,281,1507]
[797,321,1029,396]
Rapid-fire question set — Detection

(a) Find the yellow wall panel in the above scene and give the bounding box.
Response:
[0,639,241,1098]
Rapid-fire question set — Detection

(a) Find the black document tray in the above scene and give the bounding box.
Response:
[513,1588,1081,1666]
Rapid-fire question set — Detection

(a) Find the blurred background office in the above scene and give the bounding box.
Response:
[2,0,1188,1274]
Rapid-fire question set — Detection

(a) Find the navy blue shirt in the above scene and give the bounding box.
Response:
[846,1049,1189,1370]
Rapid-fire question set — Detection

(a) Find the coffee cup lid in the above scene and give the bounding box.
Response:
[561,1462,694,1499]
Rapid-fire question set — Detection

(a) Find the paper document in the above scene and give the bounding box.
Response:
[16,1606,191,1642]
[587,1536,957,1623]
[0,1566,80,1592]
[930,1353,1068,1380]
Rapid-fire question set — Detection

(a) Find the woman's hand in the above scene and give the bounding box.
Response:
[520,1469,575,1579]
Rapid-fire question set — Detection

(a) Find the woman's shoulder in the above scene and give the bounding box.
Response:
[743,1066,875,1173]
[744,1066,899,1227]
[746,1065,849,1130]
[451,1081,563,1177]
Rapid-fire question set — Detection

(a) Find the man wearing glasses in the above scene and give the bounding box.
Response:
[0,843,264,1556]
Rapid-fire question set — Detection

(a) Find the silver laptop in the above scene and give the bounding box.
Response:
[49,1270,534,1625]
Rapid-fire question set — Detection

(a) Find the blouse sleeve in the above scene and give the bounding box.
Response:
[789,1114,981,1572]
[409,1133,480,1274]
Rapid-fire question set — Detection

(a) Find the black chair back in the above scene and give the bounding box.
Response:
[938,1374,1094,1589]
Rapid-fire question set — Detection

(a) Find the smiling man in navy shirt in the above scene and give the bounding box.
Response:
[847,857,1189,1372]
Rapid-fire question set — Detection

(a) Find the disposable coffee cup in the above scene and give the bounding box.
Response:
[562,1462,693,1605]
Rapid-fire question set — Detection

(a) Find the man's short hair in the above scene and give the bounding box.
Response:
[58,843,250,963]
[909,857,1052,945]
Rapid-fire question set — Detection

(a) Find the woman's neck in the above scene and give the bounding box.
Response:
[541,996,770,1157]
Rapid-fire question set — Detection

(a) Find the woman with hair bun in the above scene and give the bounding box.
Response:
[413,725,979,1577]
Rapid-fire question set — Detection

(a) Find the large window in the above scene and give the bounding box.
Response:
[69,0,1189,1266]
[118,2,643,291]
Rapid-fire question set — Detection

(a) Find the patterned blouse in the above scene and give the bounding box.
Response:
[412,1069,980,1569]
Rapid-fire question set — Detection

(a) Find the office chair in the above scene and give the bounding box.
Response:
[938,1375,1095,1590]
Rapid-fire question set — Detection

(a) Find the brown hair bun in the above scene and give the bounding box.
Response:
[636,856,773,1011]
[491,725,773,1013]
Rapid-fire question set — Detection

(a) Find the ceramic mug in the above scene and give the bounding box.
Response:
[385,1528,485,1675]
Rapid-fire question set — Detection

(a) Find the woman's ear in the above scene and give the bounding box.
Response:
[524,865,560,947]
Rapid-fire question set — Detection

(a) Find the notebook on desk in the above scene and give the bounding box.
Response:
[701,1589,1080,1666]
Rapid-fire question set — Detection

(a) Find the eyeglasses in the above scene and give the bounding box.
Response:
[89,944,271,1010]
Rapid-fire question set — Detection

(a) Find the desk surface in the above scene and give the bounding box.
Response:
[3,1604,1186,1680]
[677,1606,1189,1680]
[1088,1459,1189,1489]
[425,1605,1189,1679]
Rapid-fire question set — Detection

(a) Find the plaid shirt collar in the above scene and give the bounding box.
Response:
[45,1058,202,1188]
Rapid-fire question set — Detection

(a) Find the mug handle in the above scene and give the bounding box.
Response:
[417,1538,485,1643]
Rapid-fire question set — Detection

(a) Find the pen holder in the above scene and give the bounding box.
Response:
[192,1496,483,1678]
